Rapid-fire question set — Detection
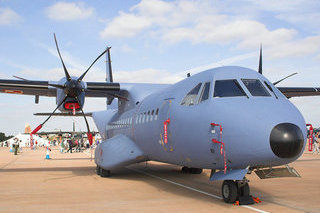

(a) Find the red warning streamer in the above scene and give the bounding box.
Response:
[87,132,93,146]
[30,124,43,150]
[211,123,227,174]
[163,118,171,144]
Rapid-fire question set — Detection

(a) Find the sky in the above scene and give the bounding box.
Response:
[0,0,320,135]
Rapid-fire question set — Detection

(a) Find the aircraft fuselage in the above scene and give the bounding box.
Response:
[94,66,306,173]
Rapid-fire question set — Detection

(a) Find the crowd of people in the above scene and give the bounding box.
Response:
[59,138,91,153]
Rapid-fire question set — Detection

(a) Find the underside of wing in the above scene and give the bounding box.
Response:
[34,112,93,117]
[0,79,56,97]
[277,87,320,98]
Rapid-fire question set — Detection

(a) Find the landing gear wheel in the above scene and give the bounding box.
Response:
[100,168,111,177]
[239,182,250,196]
[182,166,188,173]
[181,167,203,174]
[222,180,238,203]
[191,168,203,174]
[96,166,101,175]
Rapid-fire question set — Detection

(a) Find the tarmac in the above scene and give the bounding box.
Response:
[0,146,319,213]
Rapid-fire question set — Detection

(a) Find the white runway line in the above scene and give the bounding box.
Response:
[128,167,269,213]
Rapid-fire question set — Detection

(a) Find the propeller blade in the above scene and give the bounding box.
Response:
[48,83,66,89]
[13,75,29,81]
[31,96,68,134]
[258,45,262,74]
[54,33,71,81]
[273,72,298,85]
[75,97,93,145]
[77,47,110,82]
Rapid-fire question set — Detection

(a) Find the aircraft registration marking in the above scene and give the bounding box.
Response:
[2,89,23,94]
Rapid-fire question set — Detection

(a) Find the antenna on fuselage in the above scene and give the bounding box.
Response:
[258,44,263,74]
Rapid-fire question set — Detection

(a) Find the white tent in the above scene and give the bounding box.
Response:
[2,133,49,147]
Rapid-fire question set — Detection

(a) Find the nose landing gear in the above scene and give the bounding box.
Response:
[96,165,111,177]
[222,179,254,205]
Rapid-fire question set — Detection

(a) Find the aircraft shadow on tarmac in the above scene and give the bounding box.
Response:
[0,166,95,177]
[105,163,274,206]
[50,157,93,161]
[0,160,276,206]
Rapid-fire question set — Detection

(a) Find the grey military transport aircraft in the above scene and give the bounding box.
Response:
[0,35,319,204]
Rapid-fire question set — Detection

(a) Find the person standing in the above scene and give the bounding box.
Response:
[13,138,19,155]
[312,132,320,154]
[66,139,73,153]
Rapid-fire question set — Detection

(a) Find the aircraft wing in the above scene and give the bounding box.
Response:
[0,79,56,96]
[0,79,121,98]
[85,82,120,97]
[277,87,320,98]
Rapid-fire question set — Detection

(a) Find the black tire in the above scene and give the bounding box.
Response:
[240,182,250,196]
[182,166,188,173]
[96,166,101,175]
[190,168,203,174]
[222,180,238,203]
[100,168,111,177]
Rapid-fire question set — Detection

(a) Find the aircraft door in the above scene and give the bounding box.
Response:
[158,99,174,152]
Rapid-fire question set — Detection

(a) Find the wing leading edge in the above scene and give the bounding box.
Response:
[277,87,320,98]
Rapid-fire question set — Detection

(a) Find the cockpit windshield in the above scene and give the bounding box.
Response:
[214,80,246,97]
[241,79,271,97]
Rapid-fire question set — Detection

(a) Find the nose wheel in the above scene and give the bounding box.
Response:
[222,180,253,204]
[96,165,111,177]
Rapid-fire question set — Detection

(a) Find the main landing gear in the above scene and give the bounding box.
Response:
[182,166,203,174]
[222,179,254,204]
[96,165,111,177]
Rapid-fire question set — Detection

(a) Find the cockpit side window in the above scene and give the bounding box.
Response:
[199,82,210,103]
[242,79,271,97]
[264,81,278,99]
[213,80,246,97]
[181,83,202,106]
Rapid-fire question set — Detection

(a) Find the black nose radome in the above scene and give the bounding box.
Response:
[270,123,304,158]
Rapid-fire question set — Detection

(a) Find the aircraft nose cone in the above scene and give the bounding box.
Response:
[270,123,304,158]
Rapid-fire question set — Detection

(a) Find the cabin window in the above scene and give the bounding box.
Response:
[214,80,246,97]
[147,111,150,122]
[150,110,154,121]
[242,79,271,97]
[199,82,210,102]
[155,108,159,120]
[181,83,202,106]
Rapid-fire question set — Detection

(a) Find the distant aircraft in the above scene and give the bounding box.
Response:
[1,35,319,204]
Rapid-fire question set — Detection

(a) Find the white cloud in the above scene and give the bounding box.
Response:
[46,2,94,21]
[100,12,151,38]
[100,0,320,60]
[0,8,21,25]
[265,36,320,59]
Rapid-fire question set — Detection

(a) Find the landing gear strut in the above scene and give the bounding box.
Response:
[222,180,254,204]
[182,166,203,174]
[96,165,111,177]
